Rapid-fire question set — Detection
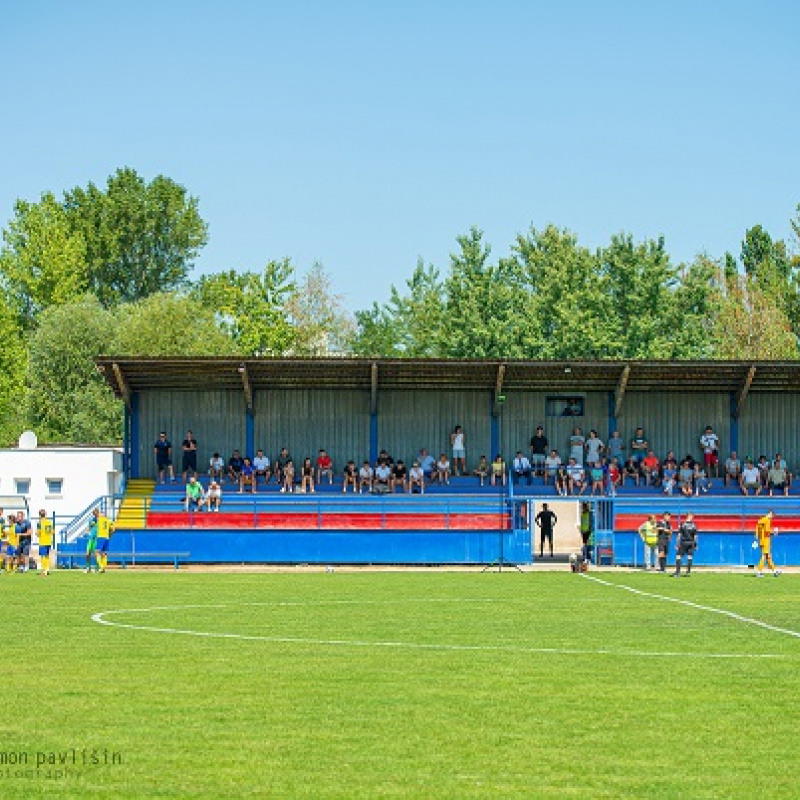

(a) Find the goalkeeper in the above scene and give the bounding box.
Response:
[84,515,99,573]
[755,510,781,578]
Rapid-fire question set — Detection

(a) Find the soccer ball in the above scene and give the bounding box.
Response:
[751,541,759,549]
[569,553,577,563]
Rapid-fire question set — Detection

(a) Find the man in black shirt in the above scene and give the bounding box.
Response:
[154,432,175,483]
[535,502,558,558]
[656,511,673,572]
[530,426,548,477]
[671,512,699,577]
[182,429,198,482]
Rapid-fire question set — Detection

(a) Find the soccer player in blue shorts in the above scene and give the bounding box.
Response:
[92,507,115,573]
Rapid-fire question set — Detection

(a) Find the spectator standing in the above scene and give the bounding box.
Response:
[630,427,649,467]
[450,425,466,476]
[181,429,198,482]
[529,426,548,477]
[154,432,175,483]
[569,427,585,466]
[606,431,625,466]
[585,430,605,468]
[700,425,720,478]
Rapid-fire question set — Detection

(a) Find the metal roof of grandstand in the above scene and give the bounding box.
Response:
[96,357,800,399]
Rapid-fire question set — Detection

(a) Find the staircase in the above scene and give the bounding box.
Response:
[115,479,155,529]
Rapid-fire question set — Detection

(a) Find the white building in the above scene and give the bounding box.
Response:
[0,431,123,529]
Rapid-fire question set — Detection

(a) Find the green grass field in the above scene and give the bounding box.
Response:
[2,568,799,798]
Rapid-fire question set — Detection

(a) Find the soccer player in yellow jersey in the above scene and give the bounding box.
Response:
[755,510,781,578]
[37,509,54,576]
[4,513,19,573]
[92,507,115,573]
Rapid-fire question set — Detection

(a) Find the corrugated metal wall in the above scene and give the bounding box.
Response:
[137,390,247,479]
[377,390,492,466]
[255,389,370,469]
[616,392,731,463]
[739,394,800,465]
[500,391,608,460]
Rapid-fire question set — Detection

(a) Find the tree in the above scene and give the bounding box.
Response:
[506,224,613,358]
[669,256,723,359]
[0,193,88,329]
[111,293,239,356]
[191,259,295,355]
[0,292,27,445]
[65,168,208,306]
[285,262,355,355]
[437,227,522,358]
[25,296,121,443]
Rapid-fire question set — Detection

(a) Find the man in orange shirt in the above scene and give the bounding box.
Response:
[755,510,781,578]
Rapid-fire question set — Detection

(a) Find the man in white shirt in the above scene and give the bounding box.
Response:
[253,449,271,488]
[544,449,562,486]
[566,458,585,496]
[724,451,741,486]
[700,425,720,477]
[209,452,225,482]
[358,461,373,493]
[741,461,761,495]
[512,451,532,486]
[373,460,392,492]
[409,462,425,494]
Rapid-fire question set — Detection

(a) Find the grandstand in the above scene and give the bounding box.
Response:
[65,356,800,567]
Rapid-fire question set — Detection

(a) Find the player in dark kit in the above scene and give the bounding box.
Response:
[535,502,558,558]
[655,511,673,572]
[671,512,698,577]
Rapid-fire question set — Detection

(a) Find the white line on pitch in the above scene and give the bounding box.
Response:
[90,607,785,659]
[582,574,800,640]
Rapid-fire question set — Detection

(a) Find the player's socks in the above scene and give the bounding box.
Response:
[686,559,692,575]
[658,556,666,571]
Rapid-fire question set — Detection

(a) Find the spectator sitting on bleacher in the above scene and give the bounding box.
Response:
[774,453,792,490]
[342,460,357,493]
[642,450,661,487]
[393,460,408,492]
[431,453,451,485]
[209,452,225,482]
[607,457,621,493]
[418,449,435,482]
[473,455,489,486]
[359,460,373,493]
[757,455,770,490]
[682,453,697,470]
[768,459,789,497]
[373,459,392,492]
[207,480,221,511]
[741,460,761,495]
[316,449,334,485]
[512,451,532,486]
[724,451,741,486]
[622,456,640,486]
[662,462,677,495]
[555,465,568,496]
[253,449,271,487]
[589,462,604,495]
[491,454,506,487]
[694,464,711,494]
[184,476,206,512]
[409,461,425,493]
[678,459,694,496]
[544,449,561,486]
[566,457,585,495]
[280,459,295,493]
[300,457,315,493]
[239,457,256,493]
[228,450,244,483]
[275,447,291,485]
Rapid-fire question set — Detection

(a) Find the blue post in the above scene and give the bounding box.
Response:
[246,402,255,458]
[729,392,739,454]
[130,392,140,478]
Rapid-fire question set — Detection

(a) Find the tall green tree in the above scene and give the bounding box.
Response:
[111,293,239,356]
[25,296,120,443]
[65,168,208,306]
[191,259,295,355]
[0,292,27,444]
[507,224,612,358]
[0,193,88,329]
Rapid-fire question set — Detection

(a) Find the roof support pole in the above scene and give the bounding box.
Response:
[493,364,506,417]
[112,362,131,410]
[614,365,631,418]
[734,366,756,419]
[240,363,253,411]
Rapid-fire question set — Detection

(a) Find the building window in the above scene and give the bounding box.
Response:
[46,478,64,496]
[545,396,585,417]
[14,478,30,495]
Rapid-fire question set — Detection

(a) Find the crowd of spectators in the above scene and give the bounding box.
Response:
[157,423,795,501]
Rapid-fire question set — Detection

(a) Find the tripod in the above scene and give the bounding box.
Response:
[482,471,522,573]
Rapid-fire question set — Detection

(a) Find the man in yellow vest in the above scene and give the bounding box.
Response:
[638,514,658,570]
[37,509,54,576]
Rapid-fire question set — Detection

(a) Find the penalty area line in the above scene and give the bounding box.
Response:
[582,574,800,640]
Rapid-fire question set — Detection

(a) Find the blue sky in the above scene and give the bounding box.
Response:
[1,1,798,311]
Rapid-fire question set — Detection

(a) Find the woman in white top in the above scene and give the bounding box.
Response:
[450,425,466,476]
